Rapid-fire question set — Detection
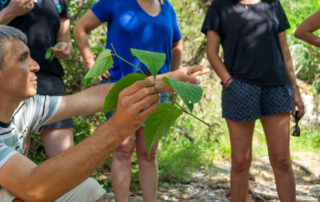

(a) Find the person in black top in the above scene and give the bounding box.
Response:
[0,0,74,158]
[202,0,304,201]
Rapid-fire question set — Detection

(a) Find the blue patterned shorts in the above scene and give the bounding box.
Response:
[222,79,294,122]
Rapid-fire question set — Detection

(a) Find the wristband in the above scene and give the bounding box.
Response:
[224,77,233,88]
[292,84,299,89]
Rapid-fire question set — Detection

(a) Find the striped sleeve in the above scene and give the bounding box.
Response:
[0,142,18,169]
[28,95,63,134]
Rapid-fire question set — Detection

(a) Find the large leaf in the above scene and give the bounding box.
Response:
[131,48,166,80]
[83,49,114,87]
[145,102,183,155]
[104,73,145,113]
[162,77,202,112]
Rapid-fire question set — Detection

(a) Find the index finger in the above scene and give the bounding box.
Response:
[122,80,155,96]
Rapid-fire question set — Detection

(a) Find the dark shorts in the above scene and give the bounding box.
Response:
[222,79,294,122]
[36,72,74,129]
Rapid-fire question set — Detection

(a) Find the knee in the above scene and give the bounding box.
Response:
[113,144,134,161]
[231,155,252,173]
[137,148,157,162]
[270,156,292,172]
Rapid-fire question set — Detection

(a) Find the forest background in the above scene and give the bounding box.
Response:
[29,0,320,200]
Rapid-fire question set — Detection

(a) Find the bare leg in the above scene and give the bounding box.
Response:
[226,119,255,202]
[261,112,295,202]
[111,134,135,202]
[40,127,74,158]
[136,127,159,202]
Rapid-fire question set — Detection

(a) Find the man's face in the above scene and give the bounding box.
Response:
[0,39,40,100]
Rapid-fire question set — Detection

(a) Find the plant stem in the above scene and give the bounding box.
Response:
[111,44,146,78]
[161,93,212,127]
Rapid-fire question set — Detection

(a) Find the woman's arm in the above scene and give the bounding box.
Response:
[294,10,320,47]
[74,10,102,69]
[206,30,232,85]
[170,39,183,71]
[52,18,72,59]
[0,0,34,24]
[279,32,305,118]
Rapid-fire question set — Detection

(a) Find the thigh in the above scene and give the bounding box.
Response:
[226,119,255,159]
[0,189,17,202]
[56,178,106,202]
[261,112,291,158]
[135,127,159,158]
[114,133,136,154]
[222,79,261,122]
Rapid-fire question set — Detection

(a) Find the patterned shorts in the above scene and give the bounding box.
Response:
[222,79,294,122]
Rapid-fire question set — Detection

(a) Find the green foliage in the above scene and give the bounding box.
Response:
[83,49,114,87]
[162,77,203,112]
[45,47,54,62]
[103,73,145,113]
[145,102,183,155]
[131,48,166,80]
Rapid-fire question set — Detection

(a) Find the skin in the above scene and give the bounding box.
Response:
[205,1,304,200]
[0,37,208,202]
[74,1,183,201]
[294,10,320,48]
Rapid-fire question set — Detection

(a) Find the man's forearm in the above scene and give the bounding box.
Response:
[15,120,126,201]
[47,83,114,124]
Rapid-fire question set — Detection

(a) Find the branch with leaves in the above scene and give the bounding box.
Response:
[83,46,212,155]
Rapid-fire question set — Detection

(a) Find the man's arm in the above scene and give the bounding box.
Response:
[0,80,160,202]
[0,0,34,24]
[294,10,320,47]
[47,65,209,124]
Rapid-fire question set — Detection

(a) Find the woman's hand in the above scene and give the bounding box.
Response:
[6,0,34,17]
[52,42,72,59]
[293,87,305,118]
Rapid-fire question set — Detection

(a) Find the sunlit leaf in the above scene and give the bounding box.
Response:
[83,49,114,87]
[145,102,183,155]
[131,48,166,80]
[104,73,146,113]
[162,77,202,112]
[45,47,53,61]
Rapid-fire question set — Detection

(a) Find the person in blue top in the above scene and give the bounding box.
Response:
[74,0,182,201]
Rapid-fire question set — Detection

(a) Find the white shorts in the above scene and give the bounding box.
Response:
[0,177,105,202]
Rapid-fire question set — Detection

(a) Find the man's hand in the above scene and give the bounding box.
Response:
[156,65,209,92]
[5,0,34,17]
[109,80,160,138]
[52,42,72,59]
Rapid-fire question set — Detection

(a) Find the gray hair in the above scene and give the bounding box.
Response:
[0,25,27,69]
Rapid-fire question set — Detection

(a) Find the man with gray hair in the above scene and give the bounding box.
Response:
[0,25,208,201]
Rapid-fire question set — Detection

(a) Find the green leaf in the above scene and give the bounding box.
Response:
[45,47,53,61]
[162,77,202,112]
[131,48,166,80]
[83,49,114,87]
[145,102,183,155]
[104,73,146,113]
